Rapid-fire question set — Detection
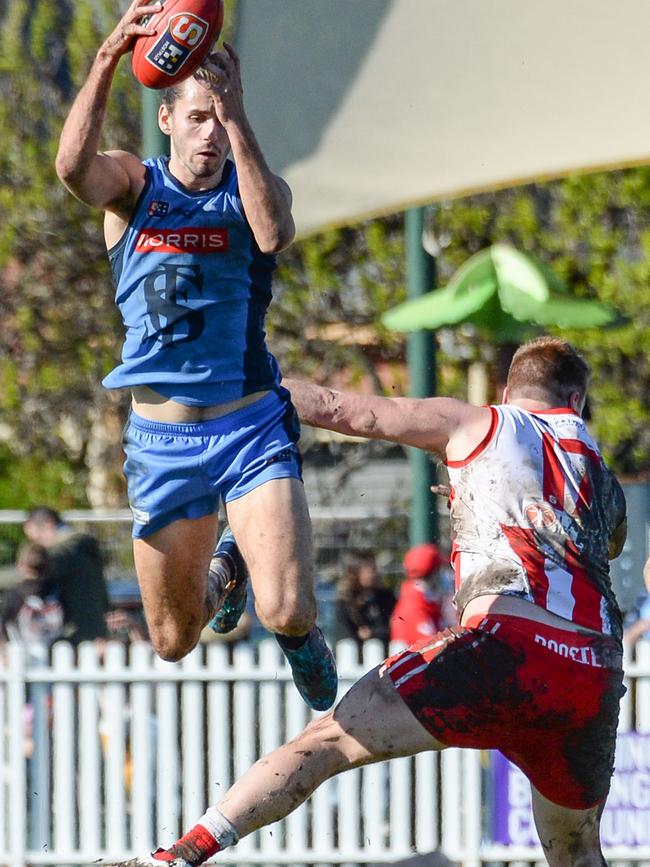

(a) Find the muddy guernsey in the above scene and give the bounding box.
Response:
[447,403,626,641]
[102,156,279,405]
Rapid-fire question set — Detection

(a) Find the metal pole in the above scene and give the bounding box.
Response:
[140,86,169,159]
[405,207,437,545]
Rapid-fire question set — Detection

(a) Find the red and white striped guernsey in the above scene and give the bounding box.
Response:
[447,404,626,640]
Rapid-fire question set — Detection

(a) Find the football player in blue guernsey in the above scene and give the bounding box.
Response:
[55,0,337,711]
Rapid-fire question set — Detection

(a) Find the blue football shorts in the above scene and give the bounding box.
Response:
[122,389,303,538]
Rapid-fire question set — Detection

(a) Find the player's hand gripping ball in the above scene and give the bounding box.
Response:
[131,0,224,89]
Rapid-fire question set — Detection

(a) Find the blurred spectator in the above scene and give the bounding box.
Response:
[335,550,396,647]
[105,579,149,642]
[23,506,109,643]
[623,556,650,647]
[390,543,455,646]
[0,542,63,645]
[0,544,64,777]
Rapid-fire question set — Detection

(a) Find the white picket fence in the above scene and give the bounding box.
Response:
[0,637,649,867]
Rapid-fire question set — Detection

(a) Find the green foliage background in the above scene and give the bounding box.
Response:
[0,0,648,510]
[269,174,650,476]
[0,0,136,506]
[431,175,650,473]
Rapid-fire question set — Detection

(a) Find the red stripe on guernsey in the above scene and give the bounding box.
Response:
[541,431,567,508]
[448,486,462,592]
[502,525,549,606]
[535,433,603,628]
[574,471,593,515]
[450,539,461,591]
[135,227,229,253]
[558,437,599,512]
[558,438,599,458]
[446,406,499,468]
[564,540,604,631]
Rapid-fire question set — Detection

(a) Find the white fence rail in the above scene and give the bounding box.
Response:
[0,638,649,867]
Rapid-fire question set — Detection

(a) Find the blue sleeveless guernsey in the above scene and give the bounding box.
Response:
[103,157,281,406]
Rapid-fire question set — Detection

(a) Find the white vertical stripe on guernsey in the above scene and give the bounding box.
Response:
[544,556,575,620]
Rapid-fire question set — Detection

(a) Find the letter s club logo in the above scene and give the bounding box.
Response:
[145,13,208,77]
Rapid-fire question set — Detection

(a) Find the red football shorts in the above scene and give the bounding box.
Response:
[382,612,625,809]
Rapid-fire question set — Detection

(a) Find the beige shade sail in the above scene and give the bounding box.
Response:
[235,0,650,238]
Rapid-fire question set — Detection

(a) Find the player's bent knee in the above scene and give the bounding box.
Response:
[149,622,201,662]
[257,599,316,637]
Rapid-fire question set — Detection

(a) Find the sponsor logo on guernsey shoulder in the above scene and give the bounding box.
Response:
[135,227,229,254]
[145,13,209,77]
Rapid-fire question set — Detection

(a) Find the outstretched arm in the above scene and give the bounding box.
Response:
[196,45,295,253]
[55,0,159,215]
[284,379,486,456]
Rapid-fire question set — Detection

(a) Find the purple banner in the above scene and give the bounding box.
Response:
[490,732,650,847]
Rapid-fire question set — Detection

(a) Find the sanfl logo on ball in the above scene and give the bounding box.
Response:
[170,14,207,47]
[145,12,209,77]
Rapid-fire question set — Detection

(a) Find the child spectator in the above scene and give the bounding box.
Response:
[390,543,455,646]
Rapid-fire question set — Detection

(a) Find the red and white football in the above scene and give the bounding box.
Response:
[131,0,224,90]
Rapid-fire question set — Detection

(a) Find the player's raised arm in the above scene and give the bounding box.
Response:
[196,44,295,253]
[284,379,487,455]
[55,0,159,214]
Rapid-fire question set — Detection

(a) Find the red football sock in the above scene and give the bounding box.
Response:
[153,824,221,865]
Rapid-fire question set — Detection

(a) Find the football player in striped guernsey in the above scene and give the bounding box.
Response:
[115,337,625,867]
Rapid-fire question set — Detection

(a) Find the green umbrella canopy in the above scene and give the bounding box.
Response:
[382,244,618,337]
